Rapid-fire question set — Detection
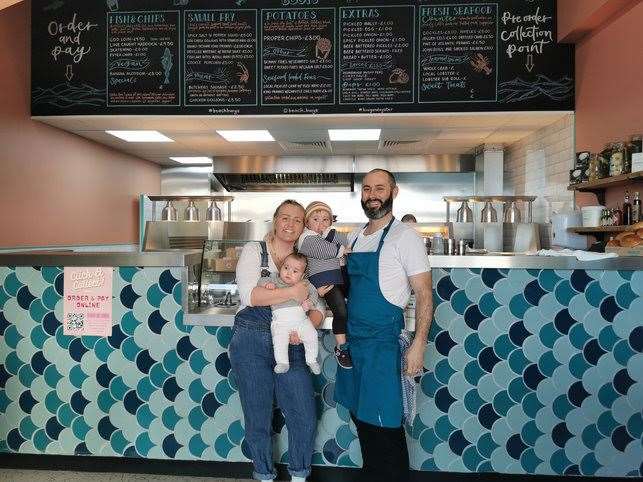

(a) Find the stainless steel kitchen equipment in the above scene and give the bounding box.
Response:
[161,200,177,221]
[206,201,222,221]
[443,196,537,251]
[481,201,498,223]
[211,154,475,192]
[503,201,522,223]
[185,200,200,221]
[456,200,474,222]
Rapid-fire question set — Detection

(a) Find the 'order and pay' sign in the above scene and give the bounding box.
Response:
[63,267,113,337]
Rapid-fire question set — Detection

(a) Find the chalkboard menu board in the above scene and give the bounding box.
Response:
[107,11,180,106]
[261,8,336,107]
[184,10,258,107]
[339,5,414,105]
[31,0,574,116]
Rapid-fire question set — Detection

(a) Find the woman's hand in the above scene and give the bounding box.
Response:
[301,299,313,312]
[288,281,309,303]
[289,331,301,345]
[264,282,276,290]
[317,285,333,297]
[343,246,352,255]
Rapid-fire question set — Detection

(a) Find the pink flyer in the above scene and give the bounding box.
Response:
[63,267,113,337]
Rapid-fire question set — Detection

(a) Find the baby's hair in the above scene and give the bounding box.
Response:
[284,252,308,269]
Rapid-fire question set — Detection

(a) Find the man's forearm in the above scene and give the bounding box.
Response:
[411,273,433,344]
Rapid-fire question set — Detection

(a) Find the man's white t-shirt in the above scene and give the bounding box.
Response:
[348,218,431,309]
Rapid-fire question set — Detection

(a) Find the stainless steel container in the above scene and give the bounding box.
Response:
[161,200,177,221]
[206,201,222,221]
[456,201,474,223]
[443,238,456,255]
[503,201,522,223]
[185,200,200,221]
[481,201,498,223]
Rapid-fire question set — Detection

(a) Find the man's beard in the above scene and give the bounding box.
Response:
[361,196,393,220]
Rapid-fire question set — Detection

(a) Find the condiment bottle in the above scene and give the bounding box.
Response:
[613,205,623,226]
[623,190,632,225]
[633,192,641,223]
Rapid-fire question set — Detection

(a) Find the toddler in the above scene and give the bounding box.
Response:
[259,253,321,375]
[298,201,352,369]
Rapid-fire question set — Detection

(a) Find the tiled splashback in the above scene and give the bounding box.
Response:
[0,265,641,477]
[504,114,576,248]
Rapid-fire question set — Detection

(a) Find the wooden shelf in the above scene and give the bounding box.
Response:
[568,226,631,234]
[568,171,643,193]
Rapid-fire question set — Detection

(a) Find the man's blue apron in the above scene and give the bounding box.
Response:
[334,218,405,428]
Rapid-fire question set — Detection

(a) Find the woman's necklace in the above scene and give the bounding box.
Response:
[267,238,290,269]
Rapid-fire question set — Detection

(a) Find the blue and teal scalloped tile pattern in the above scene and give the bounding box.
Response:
[0,266,641,477]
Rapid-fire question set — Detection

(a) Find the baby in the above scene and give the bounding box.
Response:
[298,201,352,369]
[258,253,321,375]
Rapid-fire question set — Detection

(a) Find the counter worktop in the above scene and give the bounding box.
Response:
[0,250,202,267]
[428,254,643,270]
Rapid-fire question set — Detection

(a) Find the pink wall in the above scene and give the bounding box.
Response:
[557,0,610,41]
[574,2,643,152]
[570,2,643,210]
[0,2,161,248]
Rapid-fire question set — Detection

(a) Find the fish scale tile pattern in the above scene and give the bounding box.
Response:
[0,266,641,477]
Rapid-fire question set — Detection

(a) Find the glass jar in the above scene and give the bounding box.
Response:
[588,153,608,181]
[609,142,626,176]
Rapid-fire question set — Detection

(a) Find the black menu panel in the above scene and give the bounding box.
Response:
[184,10,258,108]
[419,4,497,103]
[339,5,414,105]
[31,0,574,116]
[106,11,180,107]
[260,8,336,106]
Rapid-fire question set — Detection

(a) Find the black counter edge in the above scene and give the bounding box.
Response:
[0,454,637,481]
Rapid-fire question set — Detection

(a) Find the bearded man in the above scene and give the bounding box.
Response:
[334,168,433,482]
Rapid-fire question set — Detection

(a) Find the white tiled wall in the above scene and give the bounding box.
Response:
[504,114,576,247]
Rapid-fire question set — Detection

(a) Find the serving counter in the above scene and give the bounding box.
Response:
[0,251,641,477]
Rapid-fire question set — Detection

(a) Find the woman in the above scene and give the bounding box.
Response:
[229,200,325,482]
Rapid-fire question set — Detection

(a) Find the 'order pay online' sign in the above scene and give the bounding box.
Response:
[63,267,113,337]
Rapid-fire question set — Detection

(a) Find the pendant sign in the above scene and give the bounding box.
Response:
[63,267,113,337]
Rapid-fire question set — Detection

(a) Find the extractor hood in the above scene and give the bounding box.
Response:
[212,154,474,192]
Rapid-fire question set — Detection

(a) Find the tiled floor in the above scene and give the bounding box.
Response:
[0,470,253,482]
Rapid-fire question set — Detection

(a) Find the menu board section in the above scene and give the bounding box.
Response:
[31,0,574,116]
[184,10,258,107]
[418,4,498,103]
[107,11,180,107]
[260,8,336,107]
[339,5,415,105]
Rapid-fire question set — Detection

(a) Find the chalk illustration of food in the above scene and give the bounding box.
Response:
[315,38,332,60]
[161,47,173,87]
[388,68,409,84]
[470,53,492,75]
[237,63,250,84]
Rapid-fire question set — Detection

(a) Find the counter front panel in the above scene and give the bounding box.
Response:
[0,264,641,477]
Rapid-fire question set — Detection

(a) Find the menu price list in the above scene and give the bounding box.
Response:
[339,6,415,105]
[261,8,336,106]
[418,4,497,103]
[184,10,258,106]
[107,11,180,106]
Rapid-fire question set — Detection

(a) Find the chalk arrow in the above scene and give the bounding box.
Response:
[525,54,534,72]
[65,65,74,81]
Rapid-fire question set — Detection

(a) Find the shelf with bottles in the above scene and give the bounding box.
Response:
[567,135,643,204]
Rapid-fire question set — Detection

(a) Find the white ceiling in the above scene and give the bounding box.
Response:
[34,111,571,166]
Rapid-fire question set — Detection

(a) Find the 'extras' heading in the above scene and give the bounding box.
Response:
[342,8,380,19]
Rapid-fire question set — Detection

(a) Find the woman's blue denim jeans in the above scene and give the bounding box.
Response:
[229,312,316,480]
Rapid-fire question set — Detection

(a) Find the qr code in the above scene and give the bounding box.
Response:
[66,313,84,330]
